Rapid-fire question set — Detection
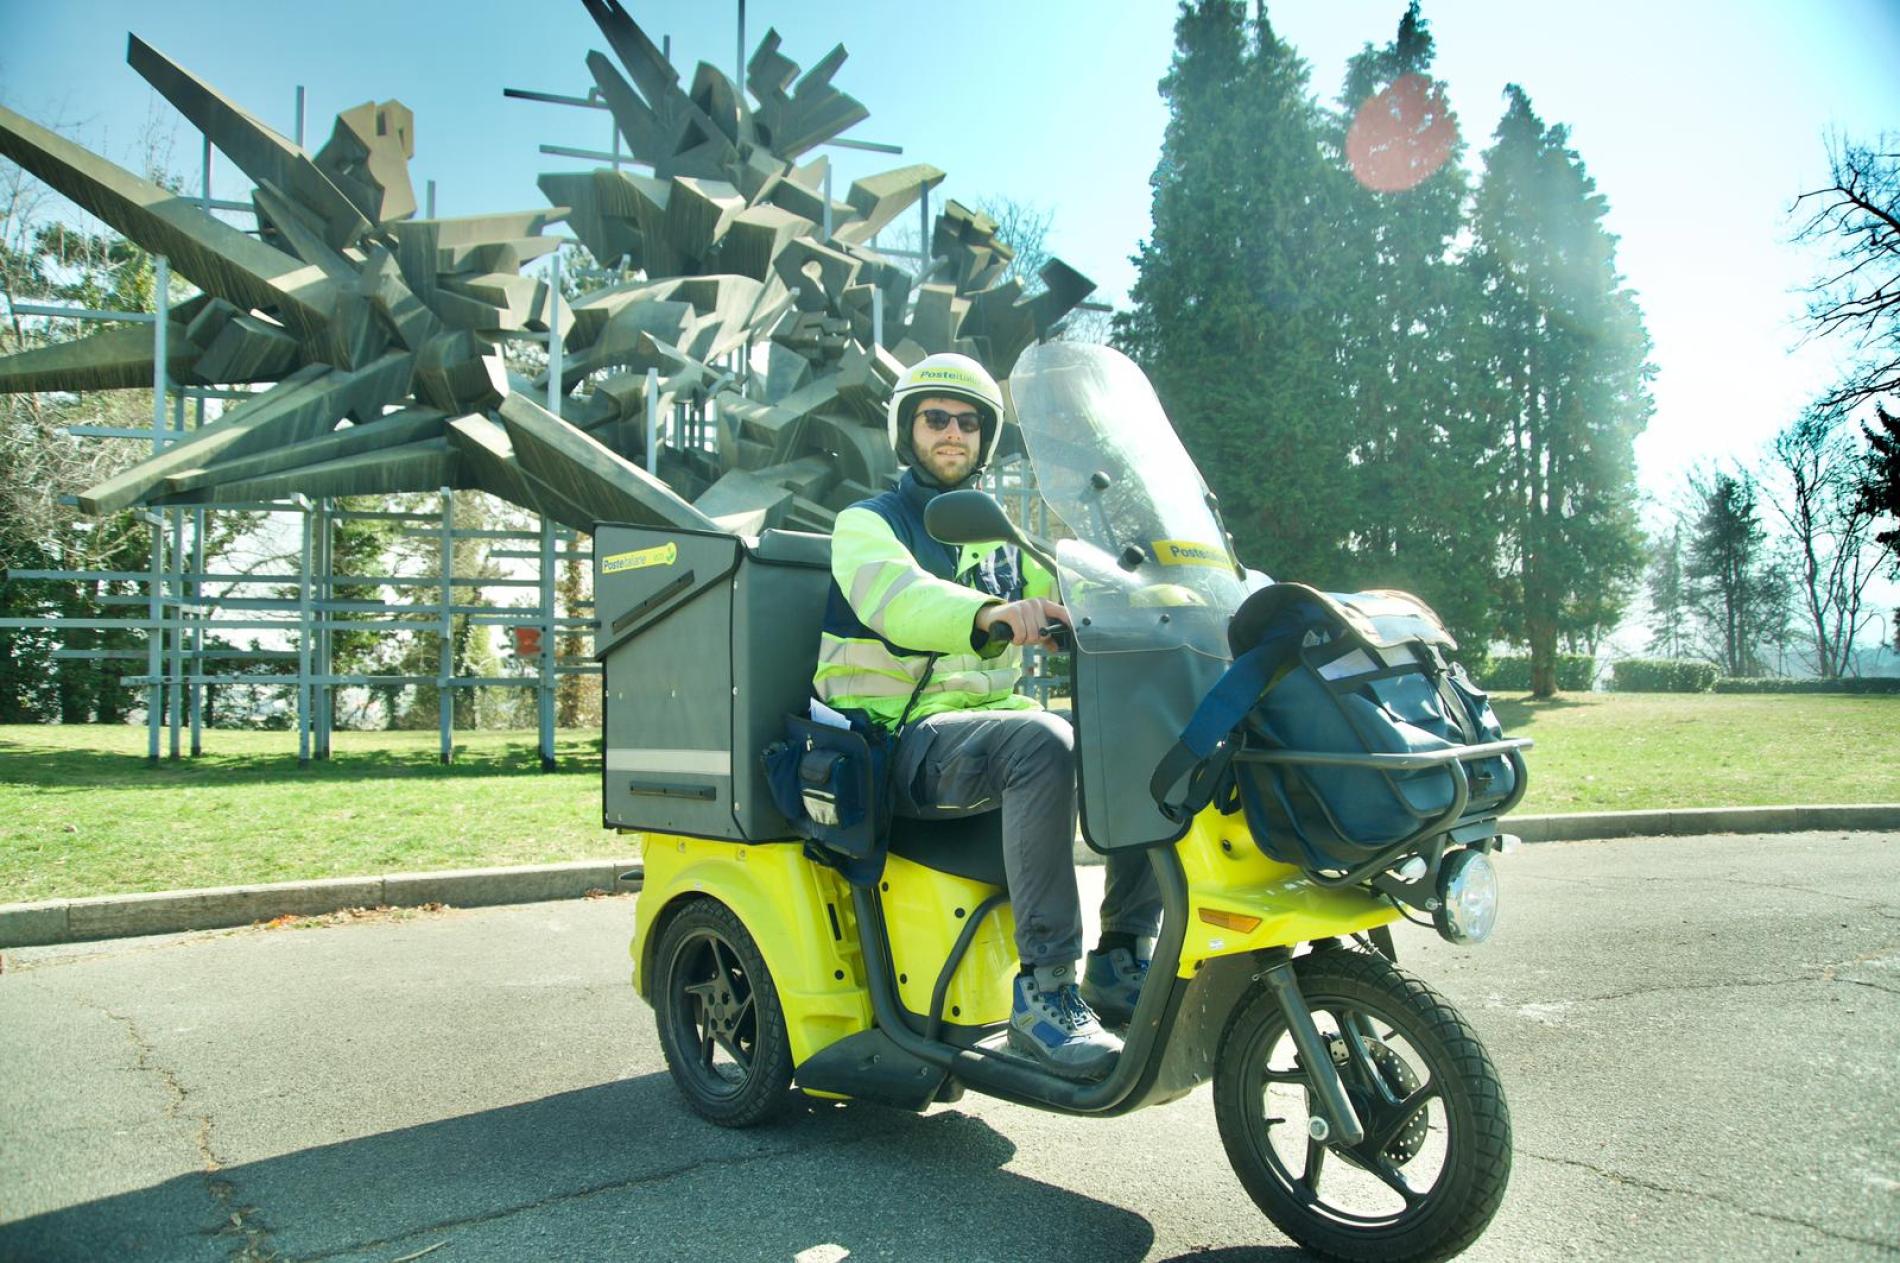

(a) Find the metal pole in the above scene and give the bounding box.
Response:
[872,285,884,349]
[297,500,313,768]
[547,249,564,413]
[919,185,931,281]
[427,179,437,219]
[736,0,745,90]
[644,367,660,476]
[438,487,454,765]
[539,518,556,771]
[316,498,333,758]
[146,255,170,765]
[541,249,563,771]
[822,166,833,241]
[191,505,205,753]
[151,257,169,457]
[168,500,183,759]
[168,389,186,759]
[192,145,211,754]
[294,86,305,148]
[146,513,163,766]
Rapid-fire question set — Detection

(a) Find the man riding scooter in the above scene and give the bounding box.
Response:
[812,352,1161,1080]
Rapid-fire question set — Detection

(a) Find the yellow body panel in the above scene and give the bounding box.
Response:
[878,852,1017,1027]
[1171,807,1400,976]
[631,809,1402,1068]
[630,834,872,1066]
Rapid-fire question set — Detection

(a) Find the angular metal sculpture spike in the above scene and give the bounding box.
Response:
[314,101,417,225]
[77,356,412,514]
[2,3,1096,539]
[0,322,201,393]
[160,407,448,497]
[0,104,337,341]
[126,34,369,250]
[497,393,716,533]
[211,436,457,503]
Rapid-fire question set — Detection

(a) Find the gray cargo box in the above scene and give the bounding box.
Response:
[595,523,831,841]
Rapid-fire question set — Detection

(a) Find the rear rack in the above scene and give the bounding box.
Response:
[1231,738,1534,889]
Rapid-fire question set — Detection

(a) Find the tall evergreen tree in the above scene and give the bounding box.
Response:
[1685,472,1771,676]
[1858,403,1900,572]
[1329,3,1499,646]
[1471,87,1651,696]
[1115,0,1357,583]
[1645,525,1689,658]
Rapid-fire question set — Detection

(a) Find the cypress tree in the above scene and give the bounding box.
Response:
[1686,472,1770,676]
[1330,3,1500,647]
[1471,87,1650,695]
[1116,1,1356,583]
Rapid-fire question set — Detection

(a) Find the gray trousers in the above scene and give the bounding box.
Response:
[892,708,1163,969]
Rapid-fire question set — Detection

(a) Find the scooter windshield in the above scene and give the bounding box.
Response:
[1011,342,1243,659]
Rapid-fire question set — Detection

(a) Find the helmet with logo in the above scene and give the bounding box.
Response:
[885,352,1006,478]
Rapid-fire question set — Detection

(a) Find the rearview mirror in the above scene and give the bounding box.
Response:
[925,489,1058,575]
[924,489,1014,545]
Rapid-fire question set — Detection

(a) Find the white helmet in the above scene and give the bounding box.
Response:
[885,352,1005,477]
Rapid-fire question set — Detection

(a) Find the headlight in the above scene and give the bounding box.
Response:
[1433,847,1498,944]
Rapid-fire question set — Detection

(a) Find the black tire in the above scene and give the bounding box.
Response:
[651,899,794,1127]
[1213,947,1511,1262]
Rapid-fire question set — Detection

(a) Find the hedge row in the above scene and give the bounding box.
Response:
[1610,658,1719,693]
[1711,676,1900,695]
[1477,654,1595,691]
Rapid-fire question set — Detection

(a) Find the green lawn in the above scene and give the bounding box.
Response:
[2,692,1896,902]
[0,726,619,904]
[1489,691,1899,813]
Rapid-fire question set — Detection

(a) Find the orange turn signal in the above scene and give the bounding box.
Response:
[1197,907,1263,934]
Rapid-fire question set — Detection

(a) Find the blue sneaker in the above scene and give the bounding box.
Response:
[1081,947,1150,1027]
[1008,964,1120,1081]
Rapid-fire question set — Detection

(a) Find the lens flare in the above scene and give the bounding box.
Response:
[1346,73,1457,193]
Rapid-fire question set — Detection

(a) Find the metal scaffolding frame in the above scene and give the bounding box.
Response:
[503,14,1061,706]
[0,90,586,768]
[3,11,1075,767]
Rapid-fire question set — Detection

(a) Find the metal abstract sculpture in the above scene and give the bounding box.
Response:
[0,0,1096,536]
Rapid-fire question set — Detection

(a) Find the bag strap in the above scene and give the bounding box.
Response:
[1416,643,1480,746]
[1148,640,1277,821]
[1149,594,1340,821]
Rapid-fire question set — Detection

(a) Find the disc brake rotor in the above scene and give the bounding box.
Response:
[1368,1039,1428,1164]
[1319,1032,1429,1166]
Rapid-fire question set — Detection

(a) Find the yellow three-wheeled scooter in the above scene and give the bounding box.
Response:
[601,343,1529,1262]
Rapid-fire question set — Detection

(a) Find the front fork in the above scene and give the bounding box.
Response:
[1258,948,1366,1146]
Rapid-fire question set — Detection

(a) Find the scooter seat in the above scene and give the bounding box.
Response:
[886,812,1008,886]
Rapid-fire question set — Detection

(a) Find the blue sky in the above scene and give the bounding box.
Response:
[3,0,1897,523]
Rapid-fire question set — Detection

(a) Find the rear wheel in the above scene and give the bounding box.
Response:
[652,899,794,1127]
[1213,947,1510,1262]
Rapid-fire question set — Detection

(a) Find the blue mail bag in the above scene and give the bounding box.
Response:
[1152,583,1518,874]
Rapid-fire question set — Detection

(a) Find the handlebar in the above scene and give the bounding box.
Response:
[986,621,1072,650]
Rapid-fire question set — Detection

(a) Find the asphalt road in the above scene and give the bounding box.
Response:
[2,831,1896,1262]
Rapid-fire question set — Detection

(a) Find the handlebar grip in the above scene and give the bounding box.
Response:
[985,620,1072,648]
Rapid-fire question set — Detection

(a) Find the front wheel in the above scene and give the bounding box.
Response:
[1213,947,1511,1262]
[652,899,795,1127]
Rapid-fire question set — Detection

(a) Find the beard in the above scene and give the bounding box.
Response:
[928,447,973,480]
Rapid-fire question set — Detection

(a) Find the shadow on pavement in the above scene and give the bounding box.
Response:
[2,1073,1156,1261]
[1154,1250,1307,1262]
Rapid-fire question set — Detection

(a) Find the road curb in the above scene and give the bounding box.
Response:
[0,859,643,950]
[5,805,1897,950]
[1506,803,1900,843]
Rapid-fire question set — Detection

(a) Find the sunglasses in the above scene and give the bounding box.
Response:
[918,408,983,435]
